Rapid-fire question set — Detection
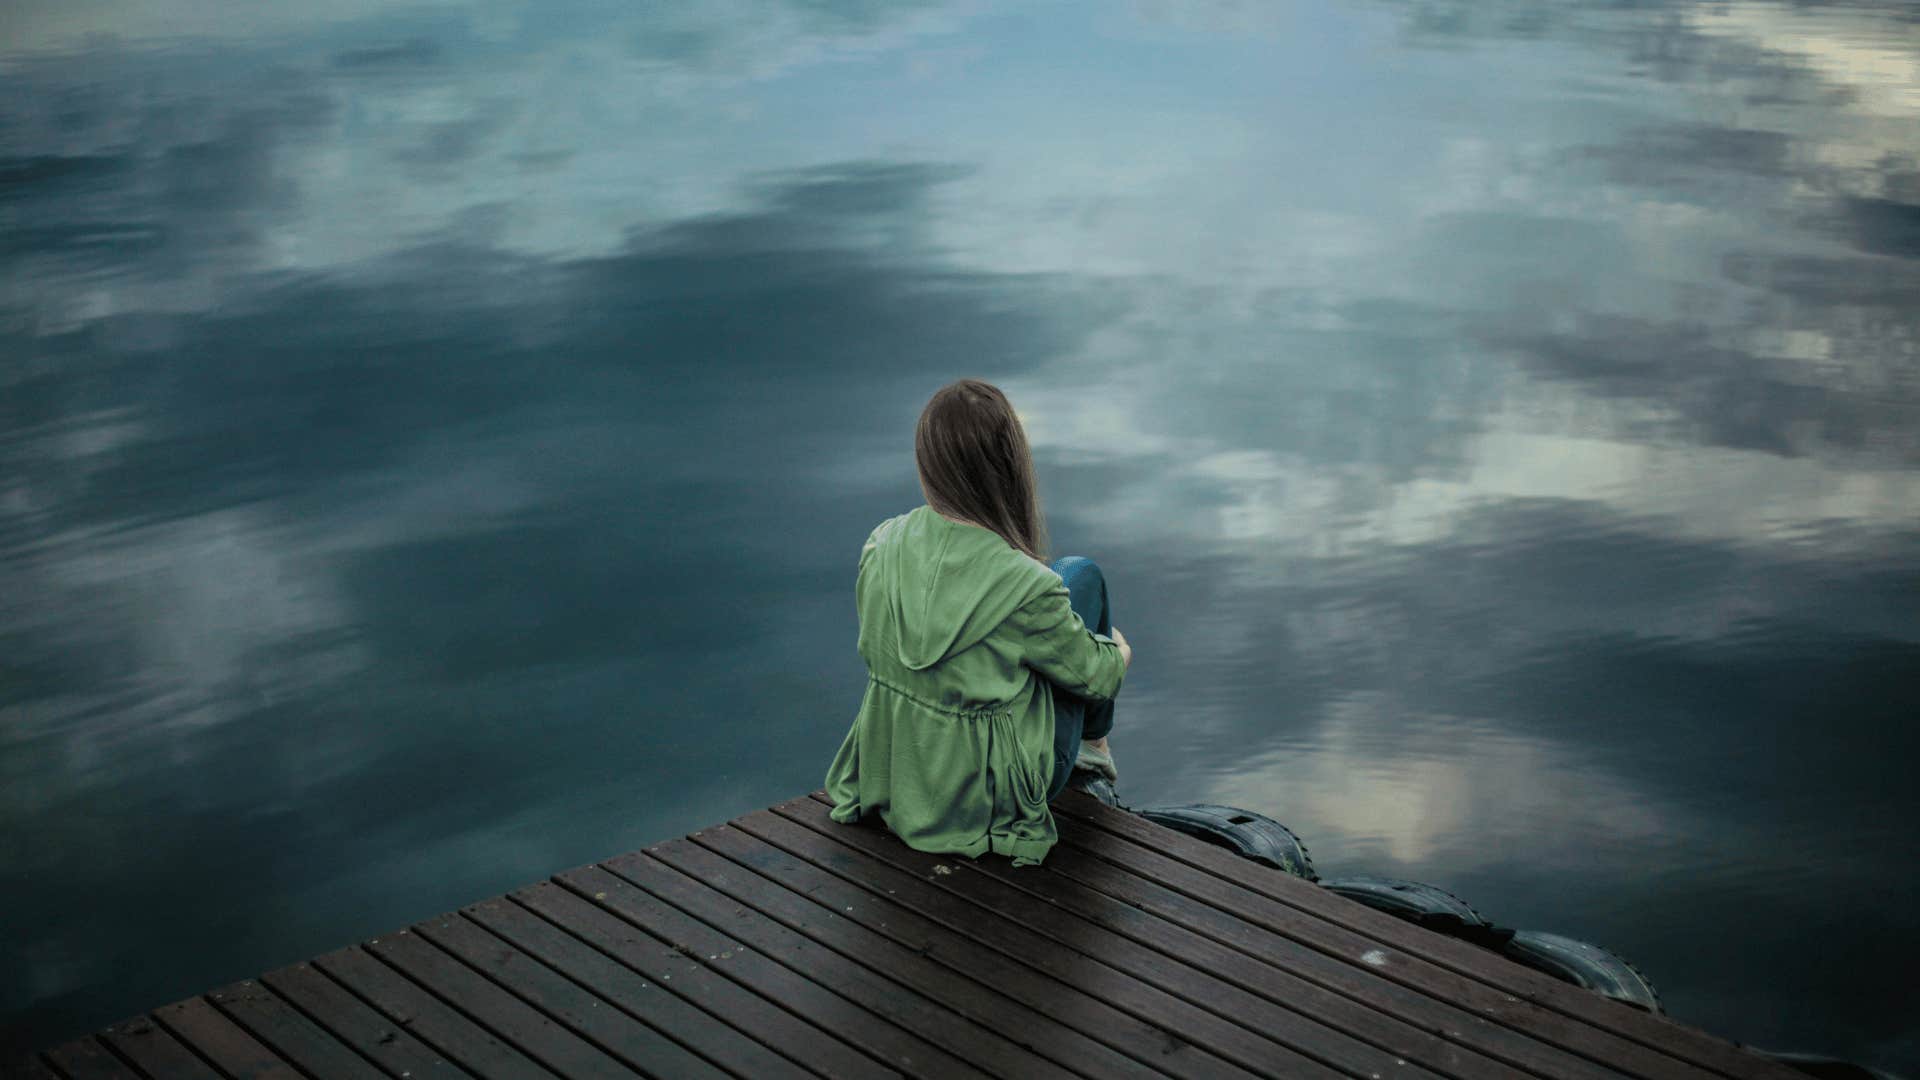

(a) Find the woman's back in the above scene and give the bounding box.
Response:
[825,504,1126,866]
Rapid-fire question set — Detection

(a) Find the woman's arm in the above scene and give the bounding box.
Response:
[1007,583,1129,702]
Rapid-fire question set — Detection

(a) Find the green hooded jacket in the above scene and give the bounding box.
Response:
[824,504,1127,866]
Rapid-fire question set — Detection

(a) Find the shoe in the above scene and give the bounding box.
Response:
[1065,770,1120,807]
[1073,740,1118,786]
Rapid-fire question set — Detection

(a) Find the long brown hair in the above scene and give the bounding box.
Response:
[915,378,1050,563]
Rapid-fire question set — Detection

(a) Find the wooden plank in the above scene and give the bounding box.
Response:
[565,854,1032,1079]
[96,1015,223,1080]
[411,911,731,1079]
[731,808,1362,1080]
[36,788,1803,1080]
[259,960,472,1079]
[507,882,902,1080]
[15,1053,67,1080]
[363,927,638,1078]
[313,944,557,1080]
[1038,825,1653,1080]
[581,852,1049,1079]
[691,819,1272,1080]
[1045,807,1707,1080]
[810,790,1668,1080]
[206,979,386,1079]
[764,791,1528,1076]
[635,837,1115,1080]
[459,896,820,1080]
[784,794,1534,1080]
[40,1037,140,1080]
[1051,791,1802,1080]
[149,996,303,1080]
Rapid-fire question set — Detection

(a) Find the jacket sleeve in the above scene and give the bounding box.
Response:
[1007,581,1127,703]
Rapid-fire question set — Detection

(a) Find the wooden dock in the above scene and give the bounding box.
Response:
[21,789,1802,1079]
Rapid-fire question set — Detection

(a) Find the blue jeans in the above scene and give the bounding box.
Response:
[1045,555,1117,801]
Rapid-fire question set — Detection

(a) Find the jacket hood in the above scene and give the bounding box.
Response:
[860,505,1058,671]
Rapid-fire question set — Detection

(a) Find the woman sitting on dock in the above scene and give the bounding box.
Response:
[823,378,1133,867]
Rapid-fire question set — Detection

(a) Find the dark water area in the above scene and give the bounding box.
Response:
[4,0,1917,1067]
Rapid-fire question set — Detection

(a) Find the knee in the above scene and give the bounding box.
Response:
[1050,554,1103,587]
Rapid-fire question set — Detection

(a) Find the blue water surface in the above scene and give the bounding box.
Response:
[3,1,1917,1068]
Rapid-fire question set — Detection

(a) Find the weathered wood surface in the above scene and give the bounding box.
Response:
[21,788,1802,1078]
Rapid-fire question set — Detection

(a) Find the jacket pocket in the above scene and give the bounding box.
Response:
[992,710,1050,807]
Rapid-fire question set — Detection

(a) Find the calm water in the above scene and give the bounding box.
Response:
[4,0,1918,1066]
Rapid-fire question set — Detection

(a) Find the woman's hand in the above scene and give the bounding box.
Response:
[1110,626,1132,669]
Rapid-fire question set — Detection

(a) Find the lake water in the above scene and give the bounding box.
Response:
[3,0,1917,1068]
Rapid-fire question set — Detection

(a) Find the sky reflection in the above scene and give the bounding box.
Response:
[3,0,1917,1069]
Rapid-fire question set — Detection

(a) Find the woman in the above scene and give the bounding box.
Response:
[823,378,1133,867]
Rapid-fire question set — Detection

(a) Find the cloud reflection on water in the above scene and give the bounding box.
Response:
[1,0,1917,1067]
